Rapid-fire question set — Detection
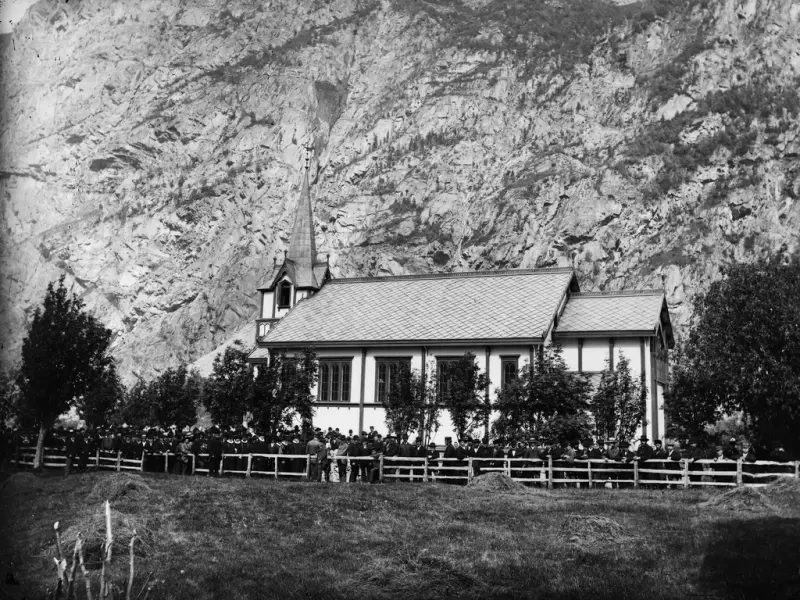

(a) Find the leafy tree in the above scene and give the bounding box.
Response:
[113,365,201,429]
[201,342,253,430]
[250,348,317,440]
[115,379,155,429]
[76,363,125,428]
[438,352,488,442]
[664,348,721,442]
[0,368,23,426]
[493,346,592,443]
[383,362,423,439]
[17,276,114,468]
[149,365,201,429]
[592,354,648,442]
[670,256,800,456]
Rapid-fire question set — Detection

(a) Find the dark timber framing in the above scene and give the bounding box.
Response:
[358,348,367,434]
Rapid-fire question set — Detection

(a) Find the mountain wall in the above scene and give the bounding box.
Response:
[2,0,799,382]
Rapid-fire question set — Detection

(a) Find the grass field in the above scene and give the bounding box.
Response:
[1,471,799,600]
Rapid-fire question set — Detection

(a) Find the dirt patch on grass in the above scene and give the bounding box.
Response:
[52,507,155,568]
[88,473,155,502]
[560,515,632,545]
[0,472,43,496]
[700,487,774,512]
[468,472,526,492]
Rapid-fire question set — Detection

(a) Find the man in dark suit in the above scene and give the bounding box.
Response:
[207,430,223,477]
[383,434,399,478]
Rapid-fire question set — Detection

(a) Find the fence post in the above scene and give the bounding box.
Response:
[246,454,252,477]
[633,460,639,489]
[795,461,799,480]
[379,455,385,482]
[305,455,311,479]
[424,457,429,482]
[587,460,593,489]
[116,451,121,472]
[505,459,511,478]
[192,454,196,476]
[547,455,553,489]
[468,457,474,484]
[164,452,169,474]
[682,459,689,489]
[95,449,100,470]
[140,451,145,473]
[736,459,743,486]
[274,456,279,479]
[220,454,225,476]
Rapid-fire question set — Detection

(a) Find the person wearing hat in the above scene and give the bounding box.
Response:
[344,435,361,482]
[636,435,654,462]
[473,437,490,478]
[207,429,223,477]
[426,442,439,482]
[615,440,634,488]
[395,434,412,482]
[382,433,399,479]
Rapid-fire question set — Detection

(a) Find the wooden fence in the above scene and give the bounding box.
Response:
[11,448,800,489]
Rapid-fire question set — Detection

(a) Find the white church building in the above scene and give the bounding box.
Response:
[247,172,674,443]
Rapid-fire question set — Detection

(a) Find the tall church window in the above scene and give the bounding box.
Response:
[277,280,292,308]
[436,358,460,401]
[375,357,412,403]
[318,359,352,403]
[501,356,519,390]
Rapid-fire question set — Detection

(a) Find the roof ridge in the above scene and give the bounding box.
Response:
[571,290,664,298]
[326,267,575,284]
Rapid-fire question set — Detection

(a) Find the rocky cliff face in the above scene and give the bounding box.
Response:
[2,0,799,382]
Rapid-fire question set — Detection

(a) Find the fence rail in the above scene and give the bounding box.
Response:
[10,448,800,489]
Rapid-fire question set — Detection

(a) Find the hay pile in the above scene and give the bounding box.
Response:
[468,472,525,491]
[88,473,155,502]
[51,506,154,568]
[560,515,631,545]
[762,476,800,511]
[0,472,43,496]
[700,486,774,512]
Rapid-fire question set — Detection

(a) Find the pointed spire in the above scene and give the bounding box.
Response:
[285,168,318,287]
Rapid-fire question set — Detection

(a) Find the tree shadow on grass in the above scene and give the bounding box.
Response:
[698,517,800,599]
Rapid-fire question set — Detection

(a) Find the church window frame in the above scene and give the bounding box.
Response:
[374,357,413,404]
[317,358,353,403]
[277,280,292,309]
[500,355,519,390]
[435,356,462,402]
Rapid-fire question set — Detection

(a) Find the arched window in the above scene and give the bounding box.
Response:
[277,280,292,308]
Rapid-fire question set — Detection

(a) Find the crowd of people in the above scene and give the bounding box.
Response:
[1,423,794,485]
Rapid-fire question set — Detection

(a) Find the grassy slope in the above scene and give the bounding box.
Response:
[1,472,799,600]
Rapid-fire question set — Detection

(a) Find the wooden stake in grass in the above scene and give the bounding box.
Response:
[100,500,113,599]
[54,521,64,561]
[76,534,94,600]
[65,535,80,600]
[126,530,137,600]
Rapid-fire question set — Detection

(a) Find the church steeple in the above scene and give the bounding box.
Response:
[286,168,317,274]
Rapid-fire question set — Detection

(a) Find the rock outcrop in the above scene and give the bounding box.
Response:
[1,0,799,382]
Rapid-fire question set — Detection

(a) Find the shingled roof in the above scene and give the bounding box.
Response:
[255,268,578,348]
[554,291,674,347]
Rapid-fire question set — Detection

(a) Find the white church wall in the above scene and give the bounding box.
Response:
[581,338,610,372]
[560,339,580,371]
[260,291,274,319]
[615,338,643,375]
